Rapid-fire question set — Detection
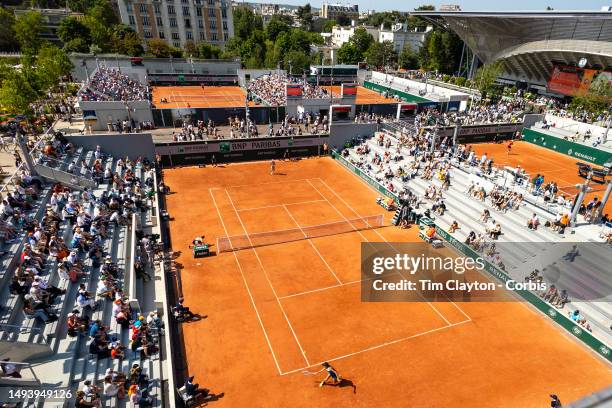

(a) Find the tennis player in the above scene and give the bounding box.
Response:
[507,141,514,155]
[270,159,276,175]
[319,362,341,387]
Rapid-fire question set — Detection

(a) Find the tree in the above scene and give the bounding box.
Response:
[196,42,221,59]
[147,38,174,58]
[265,15,291,42]
[112,25,144,56]
[82,15,113,52]
[472,61,504,97]
[57,16,91,45]
[419,29,462,73]
[407,5,434,30]
[296,3,313,30]
[0,8,17,52]
[64,38,90,53]
[335,12,350,27]
[233,7,263,41]
[351,28,375,52]
[0,69,38,114]
[589,73,612,101]
[285,50,311,74]
[116,32,144,56]
[337,42,361,64]
[184,40,197,57]
[14,11,43,55]
[322,19,336,33]
[424,30,444,71]
[65,0,95,13]
[398,44,419,70]
[87,0,119,27]
[365,41,397,68]
[336,28,374,64]
[35,44,73,91]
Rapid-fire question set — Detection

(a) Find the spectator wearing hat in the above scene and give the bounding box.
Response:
[76,286,97,311]
[67,309,89,337]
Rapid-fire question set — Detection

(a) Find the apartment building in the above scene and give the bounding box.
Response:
[331,23,379,47]
[378,23,432,54]
[321,2,359,20]
[114,0,234,50]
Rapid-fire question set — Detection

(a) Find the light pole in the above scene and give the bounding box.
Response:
[605,109,611,143]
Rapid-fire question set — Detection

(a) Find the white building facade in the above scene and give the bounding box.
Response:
[378,23,432,54]
[331,22,432,54]
[331,24,379,47]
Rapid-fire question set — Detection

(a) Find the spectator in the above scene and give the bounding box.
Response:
[0,359,21,378]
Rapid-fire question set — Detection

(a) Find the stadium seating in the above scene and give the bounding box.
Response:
[342,130,612,344]
[0,135,162,407]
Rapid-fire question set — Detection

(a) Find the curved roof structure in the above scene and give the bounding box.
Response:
[412,10,612,84]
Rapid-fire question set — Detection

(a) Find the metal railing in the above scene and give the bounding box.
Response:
[33,164,97,190]
[0,121,57,200]
[126,212,140,312]
[0,324,47,345]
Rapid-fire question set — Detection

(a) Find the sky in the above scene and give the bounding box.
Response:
[247,0,610,12]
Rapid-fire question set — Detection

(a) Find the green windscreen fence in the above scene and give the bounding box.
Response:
[522,128,612,167]
[363,80,432,104]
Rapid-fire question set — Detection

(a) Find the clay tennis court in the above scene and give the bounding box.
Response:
[469,140,611,214]
[323,85,397,105]
[152,85,258,109]
[163,157,611,407]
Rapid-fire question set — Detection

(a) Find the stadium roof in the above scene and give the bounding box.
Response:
[411,10,612,85]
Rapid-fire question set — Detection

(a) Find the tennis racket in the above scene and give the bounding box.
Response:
[302,369,322,376]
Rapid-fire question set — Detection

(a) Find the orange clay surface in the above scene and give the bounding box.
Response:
[152,86,257,109]
[163,157,612,408]
[469,140,611,214]
[322,85,397,105]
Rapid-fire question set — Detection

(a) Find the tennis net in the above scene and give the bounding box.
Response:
[217,214,384,252]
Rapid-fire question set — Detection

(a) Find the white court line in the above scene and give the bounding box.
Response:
[224,188,311,367]
[314,178,462,326]
[220,177,316,190]
[307,178,450,325]
[280,319,471,376]
[237,199,327,212]
[316,176,472,323]
[281,205,342,285]
[277,271,402,300]
[208,188,283,375]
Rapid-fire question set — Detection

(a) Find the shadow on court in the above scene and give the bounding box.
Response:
[316,378,357,393]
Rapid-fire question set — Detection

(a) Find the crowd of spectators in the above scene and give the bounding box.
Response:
[171,111,329,142]
[354,112,396,124]
[80,67,150,102]
[412,101,524,130]
[247,74,329,106]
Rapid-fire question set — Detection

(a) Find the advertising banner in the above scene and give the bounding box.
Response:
[286,84,303,99]
[341,83,358,97]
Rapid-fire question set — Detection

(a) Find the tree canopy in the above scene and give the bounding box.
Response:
[14,11,43,55]
[0,8,17,52]
[337,28,374,65]
[296,4,314,30]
